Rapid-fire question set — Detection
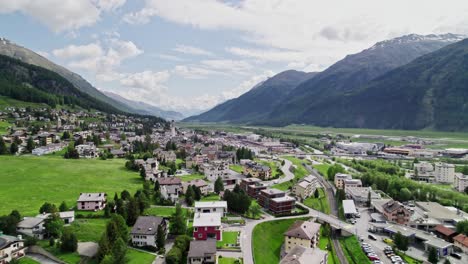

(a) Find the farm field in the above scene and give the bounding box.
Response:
[0,155,143,216]
[252,218,309,264]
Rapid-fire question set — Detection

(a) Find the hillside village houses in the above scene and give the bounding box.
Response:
[334,173,352,190]
[202,160,229,181]
[194,201,228,217]
[16,217,46,239]
[293,175,319,200]
[75,143,99,158]
[454,173,468,192]
[412,161,456,183]
[187,239,217,264]
[193,213,222,241]
[77,193,107,211]
[280,245,328,264]
[0,234,26,263]
[155,177,182,202]
[182,179,212,195]
[130,216,167,249]
[284,220,321,253]
[242,161,272,180]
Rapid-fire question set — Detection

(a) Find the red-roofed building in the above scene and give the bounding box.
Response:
[434,225,457,242]
[454,234,468,254]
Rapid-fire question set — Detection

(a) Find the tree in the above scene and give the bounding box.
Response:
[170,204,187,235]
[62,131,70,140]
[165,247,182,264]
[394,232,408,251]
[0,137,7,154]
[59,201,68,212]
[60,230,78,252]
[443,259,451,264]
[248,202,262,218]
[192,185,202,201]
[0,211,21,235]
[111,238,127,264]
[9,142,18,155]
[399,188,412,202]
[39,202,57,214]
[456,220,468,235]
[214,176,224,194]
[126,198,140,226]
[428,247,438,264]
[97,232,111,261]
[45,213,64,238]
[26,137,35,152]
[185,185,195,206]
[121,190,131,200]
[156,224,166,250]
[366,190,372,207]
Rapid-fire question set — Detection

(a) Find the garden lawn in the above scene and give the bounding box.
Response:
[218,257,243,264]
[318,227,339,264]
[200,194,221,201]
[177,173,205,182]
[66,218,108,242]
[19,257,40,264]
[127,248,156,264]
[229,164,243,173]
[217,231,239,248]
[313,164,332,179]
[396,251,423,264]
[0,120,10,135]
[0,155,143,216]
[252,218,309,264]
[145,206,189,218]
[339,236,371,264]
[38,241,82,264]
[256,159,282,178]
[303,188,330,214]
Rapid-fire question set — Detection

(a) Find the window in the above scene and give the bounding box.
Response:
[194,227,198,232]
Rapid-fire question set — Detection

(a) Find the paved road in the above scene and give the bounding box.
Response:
[27,253,61,264]
[263,157,294,186]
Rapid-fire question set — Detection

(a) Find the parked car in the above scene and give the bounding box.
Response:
[383,238,394,244]
[450,253,462,259]
[368,234,377,240]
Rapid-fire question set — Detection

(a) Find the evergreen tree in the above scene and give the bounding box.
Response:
[111,238,127,264]
[214,176,224,194]
[97,232,111,261]
[0,137,7,154]
[170,204,186,235]
[428,247,438,264]
[121,190,131,200]
[9,142,18,155]
[39,202,58,213]
[45,213,64,238]
[59,201,68,212]
[185,185,195,206]
[26,137,35,152]
[60,230,78,252]
[193,185,202,201]
[366,190,372,207]
[394,232,408,251]
[126,198,140,226]
[156,224,166,250]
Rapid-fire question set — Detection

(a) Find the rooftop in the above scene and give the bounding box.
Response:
[187,239,217,258]
[195,201,227,209]
[130,216,165,235]
[193,213,221,227]
[343,200,357,215]
[77,193,106,202]
[284,220,321,240]
[280,245,328,264]
[17,217,44,228]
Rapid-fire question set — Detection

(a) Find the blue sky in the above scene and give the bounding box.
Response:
[1,0,468,116]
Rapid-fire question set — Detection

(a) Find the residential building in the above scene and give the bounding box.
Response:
[343,179,362,190]
[77,193,107,211]
[258,189,295,215]
[334,173,352,190]
[31,143,67,156]
[195,201,228,217]
[183,179,211,195]
[434,225,457,243]
[242,161,272,180]
[36,211,75,225]
[187,239,217,264]
[434,163,455,183]
[0,234,25,264]
[345,187,381,205]
[293,175,318,200]
[130,216,166,249]
[381,200,411,225]
[454,173,468,193]
[16,217,46,239]
[280,245,328,264]
[203,161,229,182]
[454,234,468,254]
[193,213,222,241]
[156,177,182,202]
[75,144,98,158]
[240,178,266,199]
[284,220,321,253]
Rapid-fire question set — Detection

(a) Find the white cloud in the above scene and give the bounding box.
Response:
[172,59,253,79]
[124,0,468,70]
[120,70,170,94]
[0,0,126,32]
[52,38,143,81]
[156,54,185,62]
[36,51,50,58]
[173,44,214,56]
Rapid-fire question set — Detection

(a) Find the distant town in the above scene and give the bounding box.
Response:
[0,105,468,264]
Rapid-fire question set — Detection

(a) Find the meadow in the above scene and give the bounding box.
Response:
[0,155,143,216]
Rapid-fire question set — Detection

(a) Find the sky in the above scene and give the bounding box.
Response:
[1,0,468,116]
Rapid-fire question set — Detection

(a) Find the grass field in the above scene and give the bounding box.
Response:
[272,156,309,191]
[66,218,107,242]
[217,231,239,248]
[313,164,332,179]
[177,173,205,182]
[38,241,82,264]
[127,248,156,264]
[252,218,309,264]
[218,257,243,264]
[0,96,49,109]
[0,120,10,135]
[200,194,221,201]
[145,206,190,218]
[303,188,330,214]
[257,159,282,178]
[229,164,243,173]
[318,226,339,264]
[19,257,40,264]
[339,236,371,264]
[0,155,143,216]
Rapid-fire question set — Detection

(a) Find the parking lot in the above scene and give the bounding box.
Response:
[350,206,467,264]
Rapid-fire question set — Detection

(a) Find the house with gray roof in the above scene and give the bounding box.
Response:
[280,245,328,264]
[130,216,167,249]
[77,193,107,211]
[16,217,46,239]
[284,220,321,253]
[187,239,217,264]
[0,234,26,263]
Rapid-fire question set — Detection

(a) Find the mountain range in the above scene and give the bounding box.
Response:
[186,33,468,131]
[0,38,182,120]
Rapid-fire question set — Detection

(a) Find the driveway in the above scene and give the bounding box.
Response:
[26,253,61,264]
[263,157,294,186]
